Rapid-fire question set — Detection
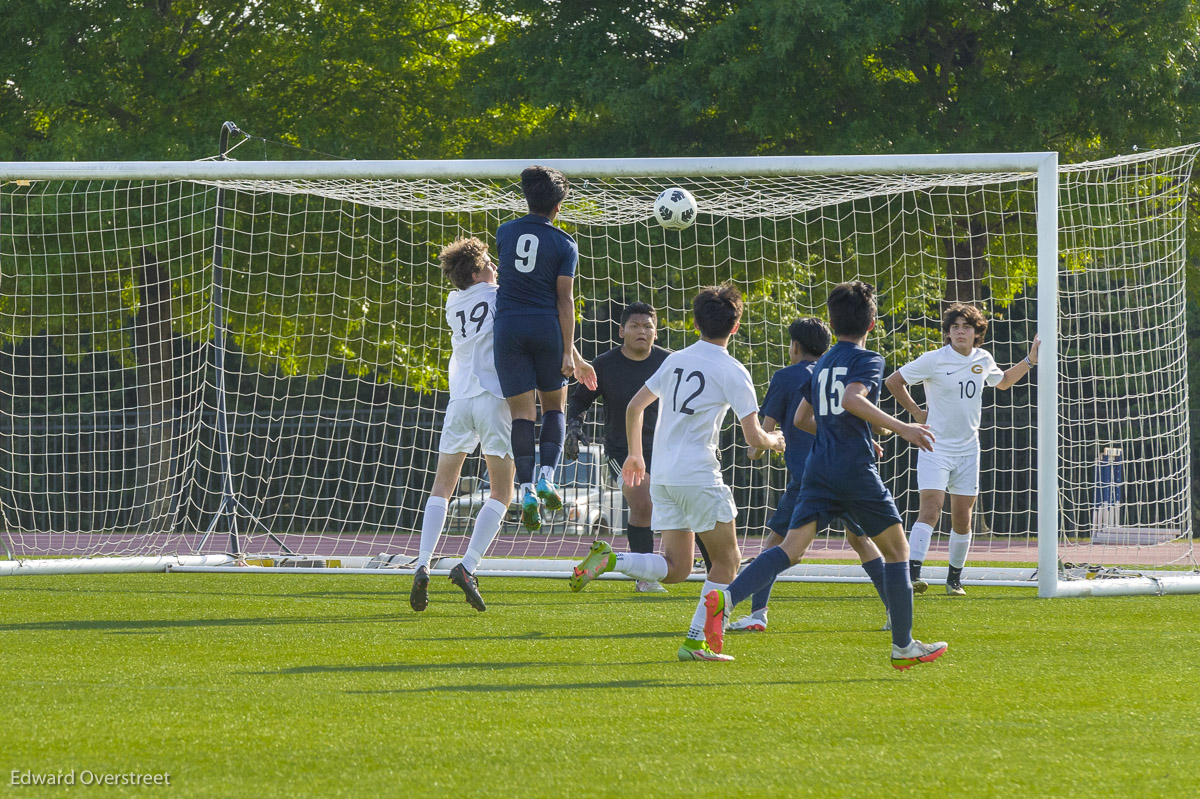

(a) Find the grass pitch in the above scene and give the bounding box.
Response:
[2,573,1198,797]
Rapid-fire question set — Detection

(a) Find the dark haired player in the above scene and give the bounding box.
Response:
[565,302,676,593]
[885,303,1040,595]
[704,282,947,670]
[494,165,597,533]
[570,284,784,662]
[733,317,894,633]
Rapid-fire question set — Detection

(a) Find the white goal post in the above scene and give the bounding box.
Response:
[1,144,1196,597]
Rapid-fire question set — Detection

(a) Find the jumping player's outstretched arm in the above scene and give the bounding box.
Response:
[842,382,935,452]
[571,343,598,390]
[621,385,657,486]
[996,334,1040,390]
[557,275,577,378]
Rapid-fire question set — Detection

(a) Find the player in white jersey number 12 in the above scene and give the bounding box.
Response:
[885,303,1040,596]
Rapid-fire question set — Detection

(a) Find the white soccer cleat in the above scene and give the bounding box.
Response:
[635,580,668,593]
[729,612,767,632]
[891,639,948,670]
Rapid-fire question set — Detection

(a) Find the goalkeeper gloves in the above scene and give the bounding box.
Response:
[564,417,589,461]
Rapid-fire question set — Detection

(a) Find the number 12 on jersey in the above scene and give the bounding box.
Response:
[816,367,848,416]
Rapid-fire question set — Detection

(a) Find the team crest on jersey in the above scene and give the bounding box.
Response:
[971,364,983,374]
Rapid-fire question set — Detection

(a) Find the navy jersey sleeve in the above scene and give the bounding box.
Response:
[845,351,885,392]
[559,238,579,278]
[797,367,814,407]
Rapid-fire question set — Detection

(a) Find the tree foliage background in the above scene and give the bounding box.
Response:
[2,0,1200,525]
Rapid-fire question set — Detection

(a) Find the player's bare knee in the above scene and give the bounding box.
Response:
[662,560,692,583]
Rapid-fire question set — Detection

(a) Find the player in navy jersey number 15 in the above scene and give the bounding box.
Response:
[704,282,949,670]
[493,166,597,533]
[734,317,893,634]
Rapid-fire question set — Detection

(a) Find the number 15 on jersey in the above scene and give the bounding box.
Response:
[816,367,848,416]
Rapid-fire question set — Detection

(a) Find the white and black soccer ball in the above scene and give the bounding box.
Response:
[653,187,698,230]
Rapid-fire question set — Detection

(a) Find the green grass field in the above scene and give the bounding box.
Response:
[2,573,1198,797]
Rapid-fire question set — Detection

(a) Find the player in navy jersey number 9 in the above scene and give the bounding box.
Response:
[493,166,598,533]
[705,281,950,670]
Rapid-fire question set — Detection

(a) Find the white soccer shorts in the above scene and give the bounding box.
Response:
[916,449,980,496]
[650,483,737,533]
[438,394,513,457]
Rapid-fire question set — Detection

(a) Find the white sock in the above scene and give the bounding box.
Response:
[909,522,935,562]
[948,530,972,569]
[539,465,556,483]
[417,496,448,569]
[461,498,507,573]
[614,552,668,582]
[520,482,535,499]
[688,579,727,641]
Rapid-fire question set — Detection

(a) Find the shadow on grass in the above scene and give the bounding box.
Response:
[345,676,892,695]
[0,613,411,633]
[255,660,661,676]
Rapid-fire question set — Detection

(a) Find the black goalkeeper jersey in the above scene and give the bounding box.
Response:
[567,345,669,461]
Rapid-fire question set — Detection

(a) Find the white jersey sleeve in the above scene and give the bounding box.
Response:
[444,282,502,400]
[898,349,941,385]
[725,361,760,421]
[982,350,1004,387]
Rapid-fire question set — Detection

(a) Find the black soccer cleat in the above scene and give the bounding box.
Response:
[449,563,486,612]
[409,565,430,612]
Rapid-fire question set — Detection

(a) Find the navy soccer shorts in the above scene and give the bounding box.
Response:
[493,314,566,397]
[791,468,903,538]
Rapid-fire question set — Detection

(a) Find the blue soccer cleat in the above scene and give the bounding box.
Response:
[520,488,542,532]
[536,476,563,512]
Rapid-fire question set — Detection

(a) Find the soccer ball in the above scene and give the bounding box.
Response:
[653,187,698,230]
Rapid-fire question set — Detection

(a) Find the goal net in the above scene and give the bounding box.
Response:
[1,144,1196,595]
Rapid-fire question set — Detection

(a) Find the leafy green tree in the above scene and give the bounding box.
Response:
[0,0,521,161]
[473,0,1200,159]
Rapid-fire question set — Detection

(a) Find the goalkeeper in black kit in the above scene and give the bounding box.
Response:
[565,302,711,592]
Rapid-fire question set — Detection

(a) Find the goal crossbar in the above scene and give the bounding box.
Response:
[0,152,1055,181]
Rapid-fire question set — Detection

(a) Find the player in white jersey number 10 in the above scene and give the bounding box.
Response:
[885,304,1040,596]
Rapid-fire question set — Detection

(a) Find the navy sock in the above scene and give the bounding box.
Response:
[884,561,914,648]
[750,572,775,613]
[626,524,653,554]
[861,556,888,611]
[539,410,565,474]
[728,546,791,607]
[512,418,536,486]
